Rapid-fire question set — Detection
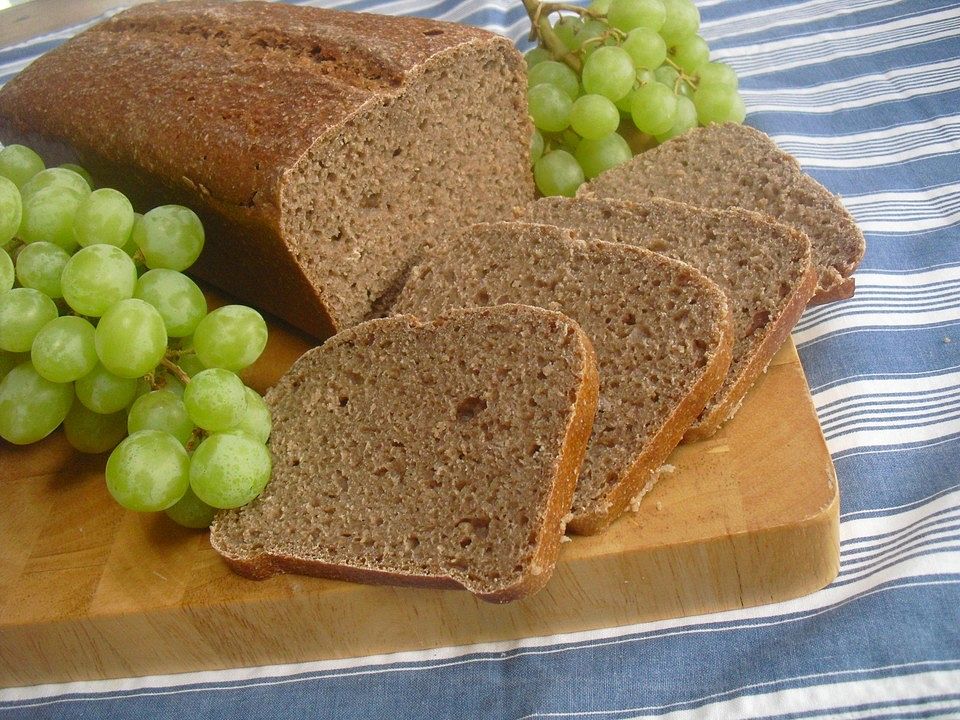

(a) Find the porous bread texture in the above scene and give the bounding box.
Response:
[210,305,600,603]
[519,196,817,440]
[580,123,865,304]
[392,222,733,534]
[0,1,533,338]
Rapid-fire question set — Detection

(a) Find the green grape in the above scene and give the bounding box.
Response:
[607,0,665,32]
[134,268,207,338]
[128,389,195,447]
[105,429,190,512]
[0,176,21,244]
[0,362,73,444]
[533,150,585,197]
[189,433,272,509]
[63,403,127,454]
[630,81,678,135]
[165,486,217,529]
[58,164,93,189]
[0,248,13,293]
[75,363,139,413]
[531,130,545,166]
[655,95,698,142]
[226,386,272,444]
[553,16,585,51]
[527,60,580,101]
[61,243,137,317]
[17,185,85,251]
[15,241,71,298]
[659,0,700,45]
[0,287,59,353]
[0,351,27,382]
[696,62,738,90]
[525,47,552,69]
[560,128,582,153]
[0,145,44,188]
[527,83,573,132]
[654,64,680,87]
[122,213,142,258]
[570,94,621,140]
[31,315,98,383]
[582,46,636,101]
[677,79,695,98]
[623,27,667,70]
[578,19,609,56]
[95,298,168,378]
[587,0,612,13]
[177,351,206,378]
[182,367,247,432]
[20,168,91,201]
[669,34,710,73]
[131,205,205,272]
[191,304,268,373]
[73,188,135,248]
[693,84,745,125]
[575,132,634,179]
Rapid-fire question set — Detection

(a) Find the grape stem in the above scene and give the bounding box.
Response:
[663,56,699,90]
[159,357,191,386]
[521,0,583,72]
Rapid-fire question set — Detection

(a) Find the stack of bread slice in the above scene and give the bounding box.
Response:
[211,123,863,603]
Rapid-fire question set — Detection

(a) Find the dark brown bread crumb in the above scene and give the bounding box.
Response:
[519,196,816,439]
[392,222,733,534]
[0,1,533,337]
[581,123,864,304]
[210,305,599,603]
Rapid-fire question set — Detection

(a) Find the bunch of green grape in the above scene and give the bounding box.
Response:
[526,0,744,196]
[0,143,273,529]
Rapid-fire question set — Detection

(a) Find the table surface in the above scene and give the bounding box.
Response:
[2,0,959,718]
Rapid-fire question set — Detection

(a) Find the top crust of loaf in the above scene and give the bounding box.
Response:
[0,1,504,212]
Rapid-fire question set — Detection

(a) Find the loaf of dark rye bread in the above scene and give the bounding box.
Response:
[0,1,532,337]
[392,222,733,534]
[519,196,816,440]
[210,305,599,603]
[581,123,864,304]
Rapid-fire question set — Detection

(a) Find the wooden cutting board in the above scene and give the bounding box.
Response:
[0,315,839,688]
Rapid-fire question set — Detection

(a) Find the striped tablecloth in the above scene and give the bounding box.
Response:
[2,0,959,717]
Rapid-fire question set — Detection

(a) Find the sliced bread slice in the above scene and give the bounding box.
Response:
[210,304,599,603]
[580,122,865,304]
[392,222,733,534]
[520,196,816,440]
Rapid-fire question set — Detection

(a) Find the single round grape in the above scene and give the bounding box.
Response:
[0,362,73,445]
[0,248,13,293]
[527,61,580,102]
[165,486,217,529]
[61,243,138,317]
[183,367,247,432]
[631,81,678,135]
[95,298,168,378]
[659,0,700,45]
[655,95,698,142]
[623,27,667,69]
[676,79,695,98]
[0,351,27,382]
[17,185,85,252]
[654,64,680,87]
[63,403,127,454]
[578,19,608,57]
[127,389,195,447]
[226,386,272,444]
[0,288,59,353]
[58,164,94,190]
[73,188,135,248]
[669,34,710,73]
[696,61,738,90]
[31,315,98,383]
[75,363,139,413]
[534,150,585,197]
[131,205,205,271]
[530,130,545,166]
[190,433,272,509]
[693,84,745,124]
[570,94,621,140]
[525,47,552,69]
[607,0,665,32]
[15,241,71,298]
[20,168,91,201]
[105,430,190,512]
[192,304,269,372]
[0,176,22,245]
[575,132,634,179]
[582,46,636,101]
[0,145,44,188]
[616,87,639,113]
[560,128,583,153]
[134,268,208,337]
[553,16,585,51]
